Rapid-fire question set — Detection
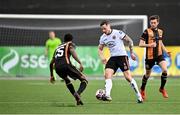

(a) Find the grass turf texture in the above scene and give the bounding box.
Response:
[0,78,180,114]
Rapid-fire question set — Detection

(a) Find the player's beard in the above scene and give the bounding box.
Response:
[106,29,112,35]
[151,26,158,30]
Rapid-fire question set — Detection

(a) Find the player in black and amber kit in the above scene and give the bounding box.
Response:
[49,33,88,105]
[139,15,171,100]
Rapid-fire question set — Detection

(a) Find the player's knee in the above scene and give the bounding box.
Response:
[105,69,114,78]
[162,71,167,77]
[143,74,150,80]
[64,78,71,85]
[105,72,113,79]
[123,72,132,82]
[81,79,88,84]
[161,72,167,81]
[145,70,151,76]
[145,73,151,78]
[79,75,88,83]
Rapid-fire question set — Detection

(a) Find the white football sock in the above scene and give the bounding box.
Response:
[130,78,142,100]
[105,79,112,97]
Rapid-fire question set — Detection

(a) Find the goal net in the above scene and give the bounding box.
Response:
[0,14,147,77]
[0,14,147,46]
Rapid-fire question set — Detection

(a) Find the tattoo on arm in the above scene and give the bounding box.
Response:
[124,35,134,52]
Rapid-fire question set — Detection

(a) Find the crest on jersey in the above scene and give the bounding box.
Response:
[112,35,116,39]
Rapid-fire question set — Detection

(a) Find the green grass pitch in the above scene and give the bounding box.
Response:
[0,78,180,114]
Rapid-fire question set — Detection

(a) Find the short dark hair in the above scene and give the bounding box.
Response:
[100,20,110,26]
[149,15,160,22]
[64,33,73,42]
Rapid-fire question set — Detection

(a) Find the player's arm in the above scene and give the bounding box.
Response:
[45,41,49,56]
[123,35,134,53]
[45,48,48,56]
[160,41,171,57]
[49,57,55,83]
[123,35,136,60]
[98,44,107,64]
[139,39,156,48]
[69,45,83,72]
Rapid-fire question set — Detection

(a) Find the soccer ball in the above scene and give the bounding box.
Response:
[95,89,105,100]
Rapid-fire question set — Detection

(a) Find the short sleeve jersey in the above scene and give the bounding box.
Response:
[140,28,164,59]
[53,42,75,66]
[99,29,127,57]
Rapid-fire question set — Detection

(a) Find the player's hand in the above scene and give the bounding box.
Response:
[167,52,171,57]
[101,58,107,64]
[130,52,136,61]
[50,76,55,84]
[149,43,156,47]
[79,64,84,72]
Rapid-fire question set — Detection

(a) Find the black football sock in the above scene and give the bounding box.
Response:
[77,80,88,95]
[160,72,167,89]
[66,82,76,95]
[141,75,149,90]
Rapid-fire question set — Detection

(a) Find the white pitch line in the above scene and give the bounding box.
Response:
[26,82,180,86]
[0,101,180,104]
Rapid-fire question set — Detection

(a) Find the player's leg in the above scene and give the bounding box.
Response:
[63,76,83,105]
[53,69,57,80]
[158,60,168,98]
[103,68,114,101]
[141,69,151,90]
[101,58,117,101]
[53,65,64,81]
[50,56,64,82]
[140,59,154,100]
[123,70,143,103]
[56,67,82,105]
[67,65,88,96]
[48,55,57,81]
[77,75,88,96]
[67,65,88,105]
[64,77,75,95]
[56,69,75,96]
[120,56,142,103]
[140,69,152,100]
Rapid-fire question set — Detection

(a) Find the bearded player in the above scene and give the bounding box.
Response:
[98,20,143,103]
[139,15,171,100]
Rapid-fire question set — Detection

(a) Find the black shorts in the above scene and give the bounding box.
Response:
[105,56,130,73]
[145,55,165,70]
[55,64,85,81]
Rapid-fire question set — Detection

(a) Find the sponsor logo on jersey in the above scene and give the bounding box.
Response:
[106,41,116,48]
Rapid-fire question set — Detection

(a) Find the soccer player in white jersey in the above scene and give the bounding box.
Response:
[98,20,143,103]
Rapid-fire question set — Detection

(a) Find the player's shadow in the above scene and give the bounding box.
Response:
[51,102,76,107]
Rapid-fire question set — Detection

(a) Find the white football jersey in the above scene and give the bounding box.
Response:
[99,29,127,57]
